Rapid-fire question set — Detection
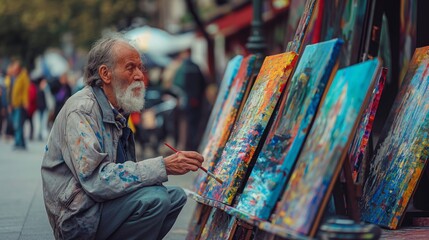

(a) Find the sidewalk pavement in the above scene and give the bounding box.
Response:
[0,140,197,240]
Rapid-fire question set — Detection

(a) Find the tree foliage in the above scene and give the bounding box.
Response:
[0,0,142,67]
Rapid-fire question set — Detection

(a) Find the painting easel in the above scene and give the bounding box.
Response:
[332,154,362,222]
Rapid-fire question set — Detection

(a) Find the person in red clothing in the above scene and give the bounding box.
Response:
[26,79,38,140]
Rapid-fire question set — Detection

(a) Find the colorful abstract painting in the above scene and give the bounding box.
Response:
[377,47,429,142]
[348,68,386,184]
[286,0,317,53]
[236,39,343,220]
[199,208,236,240]
[199,55,243,152]
[273,59,381,236]
[204,52,298,204]
[320,0,369,68]
[193,55,256,194]
[361,47,429,229]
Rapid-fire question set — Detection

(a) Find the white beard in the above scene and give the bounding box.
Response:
[112,79,146,113]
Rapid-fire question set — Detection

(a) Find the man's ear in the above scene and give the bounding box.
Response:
[98,65,112,84]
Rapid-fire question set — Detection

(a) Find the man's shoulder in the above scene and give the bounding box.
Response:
[65,86,98,114]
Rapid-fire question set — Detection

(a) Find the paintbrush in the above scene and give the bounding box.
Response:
[164,142,223,184]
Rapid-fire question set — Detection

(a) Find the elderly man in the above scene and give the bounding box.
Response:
[41,34,204,240]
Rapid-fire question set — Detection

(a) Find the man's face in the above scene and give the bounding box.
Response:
[110,43,146,113]
[8,61,21,77]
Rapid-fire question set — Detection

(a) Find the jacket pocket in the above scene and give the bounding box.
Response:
[64,187,82,208]
[59,177,82,208]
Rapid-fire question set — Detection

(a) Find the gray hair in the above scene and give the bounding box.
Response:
[84,33,137,86]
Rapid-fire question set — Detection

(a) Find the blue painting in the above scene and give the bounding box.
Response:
[273,59,381,236]
[361,47,429,229]
[236,39,343,219]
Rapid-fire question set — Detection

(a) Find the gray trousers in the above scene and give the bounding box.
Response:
[95,185,187,240]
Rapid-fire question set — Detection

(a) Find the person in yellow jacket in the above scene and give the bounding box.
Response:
[4,59,30,149]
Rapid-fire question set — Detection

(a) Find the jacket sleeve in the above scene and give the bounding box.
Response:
[64,110,168,202]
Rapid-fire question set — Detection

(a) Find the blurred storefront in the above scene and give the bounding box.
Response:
[143,0,290,83]
[203,0,290,81]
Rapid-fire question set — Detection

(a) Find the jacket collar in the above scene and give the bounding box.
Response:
[91,85,116,125]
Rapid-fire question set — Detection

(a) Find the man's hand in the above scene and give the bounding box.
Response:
[164,151,204,175]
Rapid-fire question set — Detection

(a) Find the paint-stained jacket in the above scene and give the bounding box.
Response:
[41,85,168,239]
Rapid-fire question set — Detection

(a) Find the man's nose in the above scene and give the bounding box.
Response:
[135,68,144,81]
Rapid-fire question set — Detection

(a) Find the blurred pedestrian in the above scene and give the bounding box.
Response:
[52,73,72,121]
[27,78,38,140]
[33,77,51,141]
[162,53,182,90]
[172,48,207,151]
[0,85,5,138]
[5,58,30,149]
[2,65,14,140]
[41,34,204,240]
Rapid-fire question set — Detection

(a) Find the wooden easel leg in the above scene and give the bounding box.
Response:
[186,204,212,240]
[227,221,239,240]
[197,205,213,240]
[333,176,347,216]
[245,229,253,240]
[231,220,254,240]
[332,155,361,221]
[254,228,276,240]
[342,156,361,221]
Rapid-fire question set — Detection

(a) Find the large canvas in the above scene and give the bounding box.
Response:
[193,55,255,194]
[348,68,386,183]
[361,47,429,229]
[236,39,343,220]
[273,59,381,236]
[199,55,243,152]
[204,52,298,204]
[320,0,369,68]
[377,47,429,142]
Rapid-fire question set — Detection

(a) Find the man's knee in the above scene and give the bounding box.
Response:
[149,187,171,207]
[167,186,187,208]
[131,186,172,216]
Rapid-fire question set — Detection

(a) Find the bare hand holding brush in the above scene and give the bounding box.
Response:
[164,143,223,184]
[164,150,204,175]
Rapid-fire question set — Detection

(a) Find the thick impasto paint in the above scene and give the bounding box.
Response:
[204,52,298,204]
[348,68,386,184]
[273,59,381,236]
[236,39,343,219]
[198,55,243,152]
[193,55,256,194]
[361,47,429,229]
